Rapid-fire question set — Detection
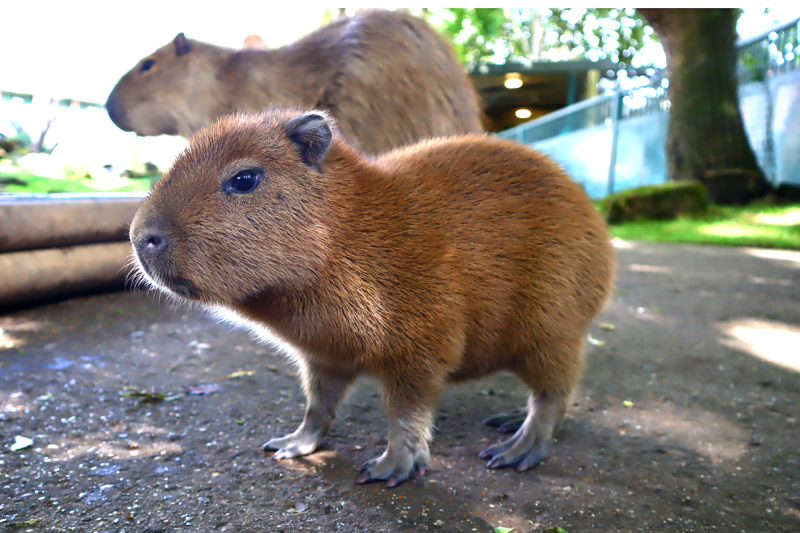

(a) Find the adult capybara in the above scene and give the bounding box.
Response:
[129,109,615,487]
[106,10,483,154]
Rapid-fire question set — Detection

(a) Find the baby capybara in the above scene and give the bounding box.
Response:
[129,109,615,487]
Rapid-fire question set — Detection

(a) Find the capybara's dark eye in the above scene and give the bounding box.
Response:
[225,169,261,194]
[140,59,156,73]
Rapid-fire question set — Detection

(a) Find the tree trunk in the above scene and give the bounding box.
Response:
[638,8,771,204]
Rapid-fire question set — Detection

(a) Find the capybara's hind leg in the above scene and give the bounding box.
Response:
[479,339,582,471]
[483,408,527,434]
[479,390,568,471]
[356,367,446,488]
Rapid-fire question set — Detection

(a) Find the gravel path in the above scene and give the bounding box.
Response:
[1,240,799,532]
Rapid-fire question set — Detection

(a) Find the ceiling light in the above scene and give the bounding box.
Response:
[515,108,532,119]
[504,78,523,89]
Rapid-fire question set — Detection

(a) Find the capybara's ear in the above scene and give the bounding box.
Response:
[284,113,333,171]
[174,33,191,56]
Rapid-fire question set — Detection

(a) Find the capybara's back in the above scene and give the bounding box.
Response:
[373,137,615,387]
[106,10,483,154]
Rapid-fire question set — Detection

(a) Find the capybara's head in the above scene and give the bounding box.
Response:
[106,33,225,136]
[129,110,338,305]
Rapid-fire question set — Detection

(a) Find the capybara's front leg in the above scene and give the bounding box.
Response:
[264,360,355,460]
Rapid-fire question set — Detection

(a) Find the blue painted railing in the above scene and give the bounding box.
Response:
[498,17,800,198]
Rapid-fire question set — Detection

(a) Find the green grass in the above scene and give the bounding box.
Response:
[603,202,800,250]
[1,172,151,194]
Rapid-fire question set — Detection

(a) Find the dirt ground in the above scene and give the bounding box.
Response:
[1,240,799,533]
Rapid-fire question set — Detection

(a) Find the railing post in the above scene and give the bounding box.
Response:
[607,90,624,196]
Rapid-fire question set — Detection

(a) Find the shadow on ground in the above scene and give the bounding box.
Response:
[1,240,799,532]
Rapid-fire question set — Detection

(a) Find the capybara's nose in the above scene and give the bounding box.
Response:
[137,230,168,259]
[105,91,131,131]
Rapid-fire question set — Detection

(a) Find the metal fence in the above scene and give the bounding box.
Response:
[738,17,800,83]
[498,16,800,199]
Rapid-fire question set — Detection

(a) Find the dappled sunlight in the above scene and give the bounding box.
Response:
[0,318,44,353]
[279,449,342,476]
[595,404,747,463]
[746,275,793,286]
[2,386,183,466]
[0,331,26,352]
[0,317,45,333]
[626,263,672,274]
[4,419,182,463]
[742,248,800,268]
[428,455,546,531]
[717,319,800,372]
[471,503,542,533]
[748,208,800,226]
[47,433,183,463]
[612,238,637,249]
[698,222,781,239]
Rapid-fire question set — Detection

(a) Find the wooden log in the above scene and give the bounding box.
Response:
[0,193,146,253]
[0,242,136,309]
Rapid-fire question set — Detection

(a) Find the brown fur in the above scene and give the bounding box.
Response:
[106,10,482,154]
[129,109,615,487]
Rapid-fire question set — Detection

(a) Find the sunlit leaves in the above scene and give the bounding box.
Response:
[429,8,659,69]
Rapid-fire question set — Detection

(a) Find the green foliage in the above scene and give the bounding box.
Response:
[0,172,151,194]
[429,8,657,68]
[738,48,768,82]
[434,8,507,64]
[600,181,709,224]
[545,8,651,65]
[605,201,800,250]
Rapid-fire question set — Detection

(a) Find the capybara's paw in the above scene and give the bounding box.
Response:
[479,416,555,472]
[483,408,527,434]
[356,448,428,488]
[479,437,549,472]
[481,392,567,471]
[262,430,321,460]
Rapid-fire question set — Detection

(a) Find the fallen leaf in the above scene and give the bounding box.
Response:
[494,527,514,533]
[121,387,181,402]
[266,364,279,373]
[587,335,606,346]
[10,435,33,451]
[4,518,42,528]
[544,528,569,533]
[623,400,634,408]
[600,323,616,331]
[213,369,256,380]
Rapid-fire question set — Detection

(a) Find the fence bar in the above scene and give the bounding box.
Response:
[607,90,623,196]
